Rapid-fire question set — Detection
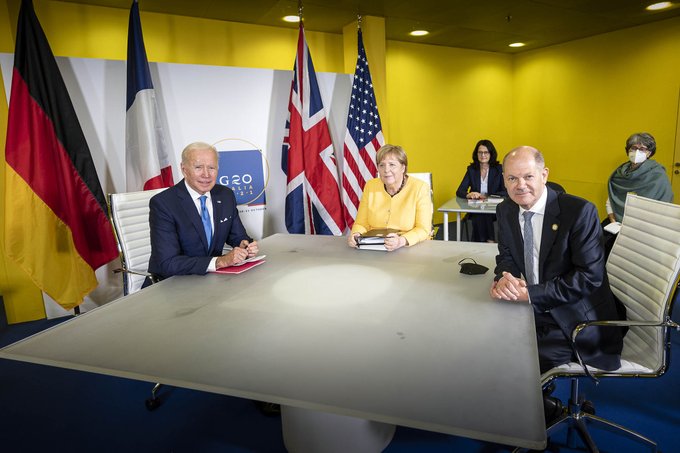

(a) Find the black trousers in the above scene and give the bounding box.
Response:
[469,214,496,242]
[536,316,576,374]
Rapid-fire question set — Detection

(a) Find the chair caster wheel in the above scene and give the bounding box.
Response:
[145,397,162,411]
[581,400,595,415]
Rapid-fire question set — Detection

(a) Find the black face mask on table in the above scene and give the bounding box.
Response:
[458,258,489,275]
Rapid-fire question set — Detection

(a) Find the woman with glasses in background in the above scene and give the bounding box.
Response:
[606,132,673,224]
[603,132,673,258]
[456,139,506,242]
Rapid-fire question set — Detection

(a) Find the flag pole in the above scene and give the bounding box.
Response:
[339,15,385,228]
[282,0,346,235]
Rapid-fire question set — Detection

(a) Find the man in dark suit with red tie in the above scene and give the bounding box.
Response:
[490,146,624,419]
[147,142,258,281]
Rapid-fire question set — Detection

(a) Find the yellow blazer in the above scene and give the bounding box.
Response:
[351,176,433,246]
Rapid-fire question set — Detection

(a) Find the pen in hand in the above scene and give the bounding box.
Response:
[240,239,258,257]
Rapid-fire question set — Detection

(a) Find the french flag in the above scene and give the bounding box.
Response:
[125,0,174,191]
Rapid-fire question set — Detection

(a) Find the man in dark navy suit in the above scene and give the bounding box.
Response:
[490,146,624,420]
[147,142,258,281]
[146,142,278,415]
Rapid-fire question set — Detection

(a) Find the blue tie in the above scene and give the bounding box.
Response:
[523,211,536,285]
[199,195,212,246]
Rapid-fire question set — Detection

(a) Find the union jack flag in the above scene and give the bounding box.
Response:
[341,29,384,228]
[281,23,345,235]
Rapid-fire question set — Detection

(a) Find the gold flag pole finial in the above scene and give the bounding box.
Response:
[357,14,362,30]
[298,1,303,23]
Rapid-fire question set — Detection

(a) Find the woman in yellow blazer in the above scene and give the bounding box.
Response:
[348,144,433,251]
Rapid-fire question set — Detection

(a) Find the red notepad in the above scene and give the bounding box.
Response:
[212,259,265,274]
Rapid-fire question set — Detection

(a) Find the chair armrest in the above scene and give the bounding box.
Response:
[569,317,680,382]
[113,268,160,284]
[571,318,680,343]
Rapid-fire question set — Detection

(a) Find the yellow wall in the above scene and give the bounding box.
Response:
[0,1,14,49]
[0,0,344,71]
[513,17,680,214]
[385,41,513,216]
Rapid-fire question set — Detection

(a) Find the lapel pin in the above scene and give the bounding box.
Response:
[552,224,558,231]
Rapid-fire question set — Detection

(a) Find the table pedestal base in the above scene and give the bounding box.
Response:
[282,405,396,453]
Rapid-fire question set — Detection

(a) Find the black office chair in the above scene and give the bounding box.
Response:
[546,181,566,193]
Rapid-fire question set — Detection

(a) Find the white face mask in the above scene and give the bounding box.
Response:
[628,150,648,164]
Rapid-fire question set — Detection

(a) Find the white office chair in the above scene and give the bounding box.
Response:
[108,188,167,410]
[109,188,166,295]
[407,172,433,199]
[519,195,680,453]
[408,172,434,238]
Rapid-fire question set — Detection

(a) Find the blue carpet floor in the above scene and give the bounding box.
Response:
[1,315,678,452]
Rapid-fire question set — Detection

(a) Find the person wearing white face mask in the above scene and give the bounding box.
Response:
[602,132,673,258]
[605,132,673,225]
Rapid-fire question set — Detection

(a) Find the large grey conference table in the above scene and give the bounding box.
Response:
[0,234,545,450]
[437,196,501,241]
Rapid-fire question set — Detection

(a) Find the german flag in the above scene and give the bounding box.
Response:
[3,0,118,310]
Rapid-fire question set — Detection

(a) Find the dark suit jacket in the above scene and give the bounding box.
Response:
[456,164,506,198]
[494,187,624,370]
[147,180,251,280]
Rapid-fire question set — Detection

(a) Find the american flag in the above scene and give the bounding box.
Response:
[341,29,384,228]
[281,23,346,235]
